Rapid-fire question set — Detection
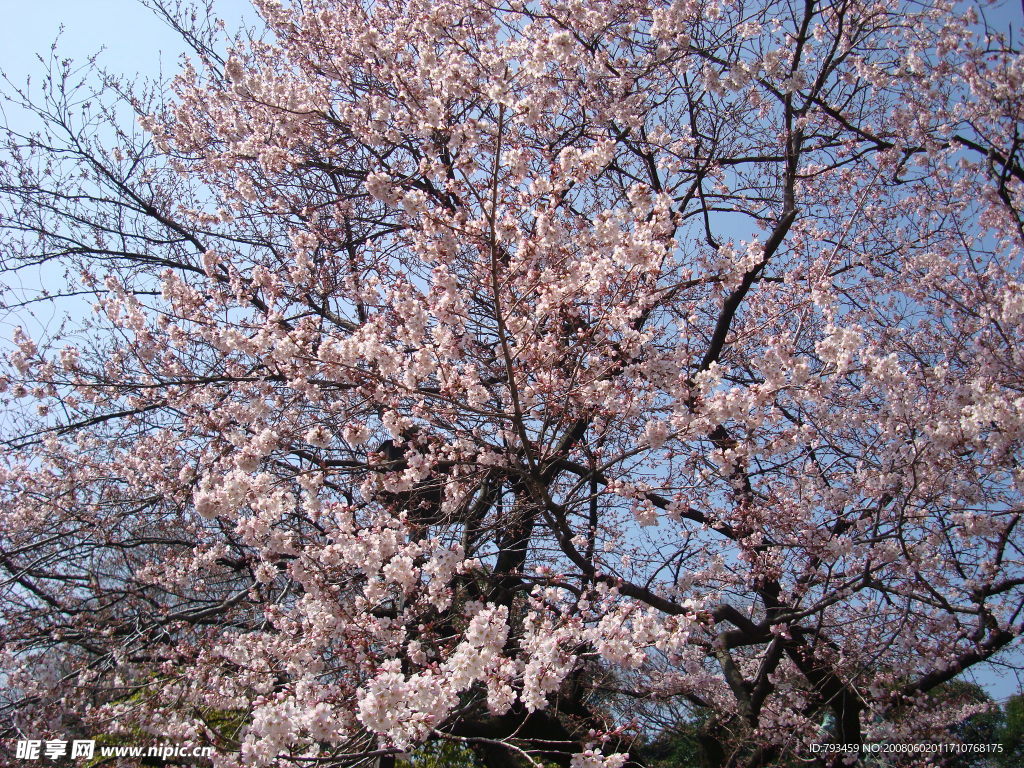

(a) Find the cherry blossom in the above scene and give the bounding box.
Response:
[2,0,1023,766]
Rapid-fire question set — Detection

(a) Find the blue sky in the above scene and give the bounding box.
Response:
[0,0,257,349]
[0,0,256,86]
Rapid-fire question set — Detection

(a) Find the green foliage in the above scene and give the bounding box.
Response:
[398,741,484,768]
[995,694,1024,768]
[631,708,768,768]
[633,726,705,768]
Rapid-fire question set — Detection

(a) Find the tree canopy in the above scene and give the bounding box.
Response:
[2,1,1024,767]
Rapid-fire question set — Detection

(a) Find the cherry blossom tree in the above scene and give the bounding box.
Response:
[2,0,1023,766]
